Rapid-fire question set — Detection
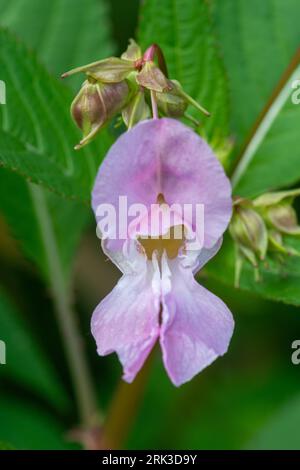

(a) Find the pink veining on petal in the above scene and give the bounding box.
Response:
[92,118,232,249]
[91,251,160,382]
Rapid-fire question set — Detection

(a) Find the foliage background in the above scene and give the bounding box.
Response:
[0,0,300,450]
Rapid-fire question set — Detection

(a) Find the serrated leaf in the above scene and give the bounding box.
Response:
[0,290,68,411]
[206,234,300,306]
[0,29,112,201]
[206,2,300,304]
[138,0,229,149]
[0,2,114,277]
[0,3,112,429]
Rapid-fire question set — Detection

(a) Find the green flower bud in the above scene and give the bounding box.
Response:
[71,78,130,149]
[62,57,134,83]
[230,199,268,287]
[136,61,171,93]
[156,80,188,117]
[253,189,300,207]
[253,188,300,235]
[266,205,300,235]
[121,39,142,62]
[122,89,150,129]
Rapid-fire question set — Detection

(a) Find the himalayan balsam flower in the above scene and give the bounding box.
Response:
[91,118,234,386]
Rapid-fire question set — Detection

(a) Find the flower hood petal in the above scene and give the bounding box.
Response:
[92,118,232,249]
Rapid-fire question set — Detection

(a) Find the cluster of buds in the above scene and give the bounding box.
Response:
[229,189,300,286]
[62,40,210,149]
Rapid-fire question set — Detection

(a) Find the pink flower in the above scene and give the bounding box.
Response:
[91,118,234,386]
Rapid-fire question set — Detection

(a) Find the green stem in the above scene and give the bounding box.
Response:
[29,183,100,428]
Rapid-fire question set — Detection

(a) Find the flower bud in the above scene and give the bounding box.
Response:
[156,80,188,117]
[266,205,300,235]
[71,79,130,149]
[230,191,300,286]
[136,61,171,93]
[230,199,268,287]
[268,230,300,257]
[268,230,287,253]
[253,188,300,235]
[229,200,268,262]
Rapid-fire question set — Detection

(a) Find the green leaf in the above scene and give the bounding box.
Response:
[0,28,112,201]
[0,290,68,411]
[213,61,300,306]
[138,0,229,150]
[215,0,300,152]
[0,2,109,436]
[206,3,300,304]
[0,0,115,199]
[206,235,300,306]
[0,0,115,275]
[247,394,300,449]
[0,0,114,90]
[0,392,75,449]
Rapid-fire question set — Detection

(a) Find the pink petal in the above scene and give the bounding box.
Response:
[160,262,234,386]
[180,237,223,275]
[92,118,232,249]
[91,260,160,382]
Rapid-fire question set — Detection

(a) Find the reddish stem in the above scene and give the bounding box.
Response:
[101,352,155,449]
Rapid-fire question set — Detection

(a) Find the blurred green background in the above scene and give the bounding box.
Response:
[0,0,300,450]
